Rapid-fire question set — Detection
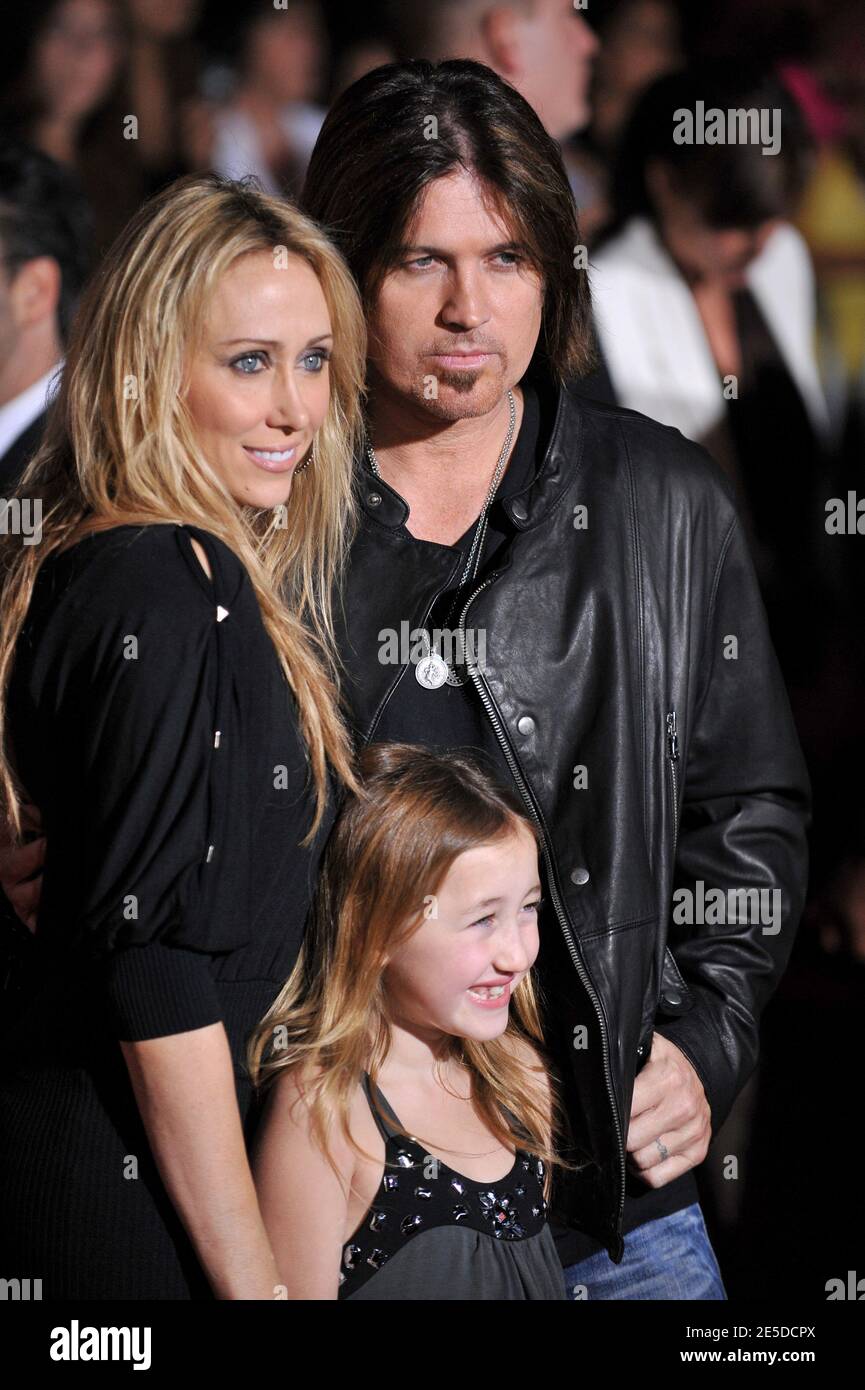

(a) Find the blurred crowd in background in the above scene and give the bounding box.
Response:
[1,0,863,1297]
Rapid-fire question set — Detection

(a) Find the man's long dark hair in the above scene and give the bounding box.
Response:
[301,59,596,384]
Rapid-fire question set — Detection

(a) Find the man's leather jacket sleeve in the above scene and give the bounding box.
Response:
[654,506,811,1137]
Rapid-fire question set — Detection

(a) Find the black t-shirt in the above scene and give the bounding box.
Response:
[369,378,543,766]
[368,376,699,1267]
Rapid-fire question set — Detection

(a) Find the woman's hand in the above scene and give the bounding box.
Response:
[120,1021,283,1300]
[0,803,46,933]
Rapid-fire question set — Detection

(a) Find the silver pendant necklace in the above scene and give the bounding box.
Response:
[365,389,517,689]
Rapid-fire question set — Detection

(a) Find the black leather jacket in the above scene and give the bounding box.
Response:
[335,380,811,1261]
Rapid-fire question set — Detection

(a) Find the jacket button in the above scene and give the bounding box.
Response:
[367,492,382,506]
[570,866,590,885]
[661,991,682,1008]
[517,715,535,735]
[510,499,528,522]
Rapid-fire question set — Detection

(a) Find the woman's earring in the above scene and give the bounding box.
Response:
[294,441,316,475]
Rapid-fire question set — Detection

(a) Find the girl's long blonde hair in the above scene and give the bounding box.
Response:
[0,173,369,846]
[247,742,572,1193]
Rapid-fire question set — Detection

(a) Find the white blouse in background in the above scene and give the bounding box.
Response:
[588,215,830,446]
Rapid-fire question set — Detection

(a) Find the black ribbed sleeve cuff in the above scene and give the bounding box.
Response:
[102,938,224,1041]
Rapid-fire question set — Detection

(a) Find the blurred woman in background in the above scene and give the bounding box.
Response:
[211,0,328,200]
[589,63,830,681]
[0,0,134,252]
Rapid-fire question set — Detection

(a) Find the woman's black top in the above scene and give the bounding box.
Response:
[339,1073,566,1300]
[0,523,337,1299]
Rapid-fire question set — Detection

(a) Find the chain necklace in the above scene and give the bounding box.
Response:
[365,389,516,689]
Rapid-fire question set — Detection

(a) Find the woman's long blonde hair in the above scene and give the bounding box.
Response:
[0,173,369,846]
[247,742,571,1194]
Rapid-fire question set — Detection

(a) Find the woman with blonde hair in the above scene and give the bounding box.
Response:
[0,172,367,1298]
[249,742,569,1300]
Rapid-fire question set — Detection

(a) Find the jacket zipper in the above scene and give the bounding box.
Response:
[457,573,627,1243]
[666,709,680,861]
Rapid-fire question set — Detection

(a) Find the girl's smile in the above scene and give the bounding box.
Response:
[466,977,514,1008]
[383,824,542,1044]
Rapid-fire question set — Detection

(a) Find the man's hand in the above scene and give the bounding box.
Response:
[625,1032,711,1187]
[0,802,46,933]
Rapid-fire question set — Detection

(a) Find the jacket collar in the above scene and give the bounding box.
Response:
[354,368,583,536]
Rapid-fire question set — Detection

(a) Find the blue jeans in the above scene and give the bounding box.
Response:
[562,1202,728,1300]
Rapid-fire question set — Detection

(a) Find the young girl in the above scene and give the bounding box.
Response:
[248,741,569,1300]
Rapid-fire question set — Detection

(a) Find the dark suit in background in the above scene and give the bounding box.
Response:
[0,409,46,493]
